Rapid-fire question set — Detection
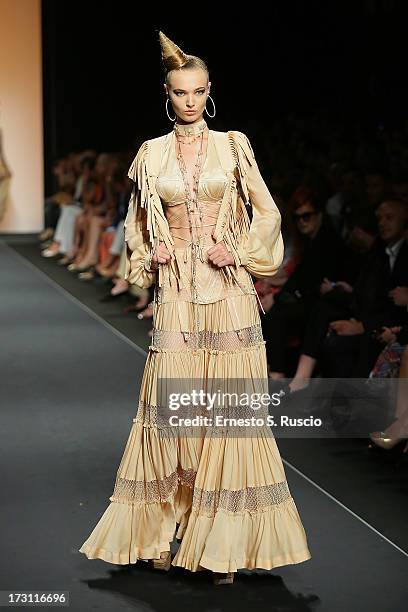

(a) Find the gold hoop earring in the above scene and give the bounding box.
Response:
[205,94,216,118]
[166,99,176,122]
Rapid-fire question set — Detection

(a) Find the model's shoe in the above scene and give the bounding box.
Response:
[150,551,171,571]
[213,572,235,585]
[368,432,408,451]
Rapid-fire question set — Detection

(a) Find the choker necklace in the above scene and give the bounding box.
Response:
[174,118,207,143]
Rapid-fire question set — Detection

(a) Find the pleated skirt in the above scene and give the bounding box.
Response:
[79,262,312,572]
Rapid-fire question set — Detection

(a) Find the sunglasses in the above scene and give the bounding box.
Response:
[293,211,317,222]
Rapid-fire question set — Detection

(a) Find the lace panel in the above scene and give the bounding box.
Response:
[109,472,178,505]
[109,466,197,505]
[177,467,197,488]
[192,480,292,516]
[109,472,291,517]
[150,324,264,352]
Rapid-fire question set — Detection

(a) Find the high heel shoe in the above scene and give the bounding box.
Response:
[368,432,408,452]
[213,571,235,585]
[150,551,171,571]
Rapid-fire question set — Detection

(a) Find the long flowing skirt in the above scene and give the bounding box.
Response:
[79,252,312,572]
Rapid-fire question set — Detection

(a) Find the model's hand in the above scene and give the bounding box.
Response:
[207,241,235,268]
[329,318,364,336]
[151,241,172,270]
[388,286,408,306]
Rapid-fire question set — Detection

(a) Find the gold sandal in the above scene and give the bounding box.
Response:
[150,551,172,571]
[213,571,235,585]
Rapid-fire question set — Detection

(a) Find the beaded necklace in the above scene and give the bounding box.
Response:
[176,130,205,244]
[174,120,208,349]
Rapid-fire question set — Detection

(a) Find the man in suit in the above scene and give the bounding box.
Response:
[303,199,408,378]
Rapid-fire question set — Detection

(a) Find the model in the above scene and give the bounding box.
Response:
[79,31,311,585]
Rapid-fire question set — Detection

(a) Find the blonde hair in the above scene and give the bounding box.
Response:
[158,31,209,84]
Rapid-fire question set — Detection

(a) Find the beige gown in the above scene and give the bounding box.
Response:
[79,123,312,573]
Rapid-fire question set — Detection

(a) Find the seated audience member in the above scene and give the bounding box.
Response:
[41,156,97,260]
[41,179,78,258]
[288,199,408,384]
[96,167,132,279]
[261,185,348,378]
[76,164,126,281]
[369,326,408,452]
[287,218,377,389]
[67,153,114,272]
[370,324,408,378]
[40,159,77,241]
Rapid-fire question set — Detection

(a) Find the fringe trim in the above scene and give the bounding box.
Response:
[127,139,177,288]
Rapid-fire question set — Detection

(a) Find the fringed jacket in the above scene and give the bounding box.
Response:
[123,129,284,296]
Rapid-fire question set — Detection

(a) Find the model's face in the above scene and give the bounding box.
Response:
[164,68,210,123]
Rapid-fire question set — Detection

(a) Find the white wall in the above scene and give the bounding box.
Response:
[0,0,43,233]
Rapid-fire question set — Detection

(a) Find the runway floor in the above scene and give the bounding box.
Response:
[1,235,407,612]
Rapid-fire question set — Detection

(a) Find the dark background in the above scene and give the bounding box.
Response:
[42,0,407,191]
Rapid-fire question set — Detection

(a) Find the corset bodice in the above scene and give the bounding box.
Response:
[155,132,228,248]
